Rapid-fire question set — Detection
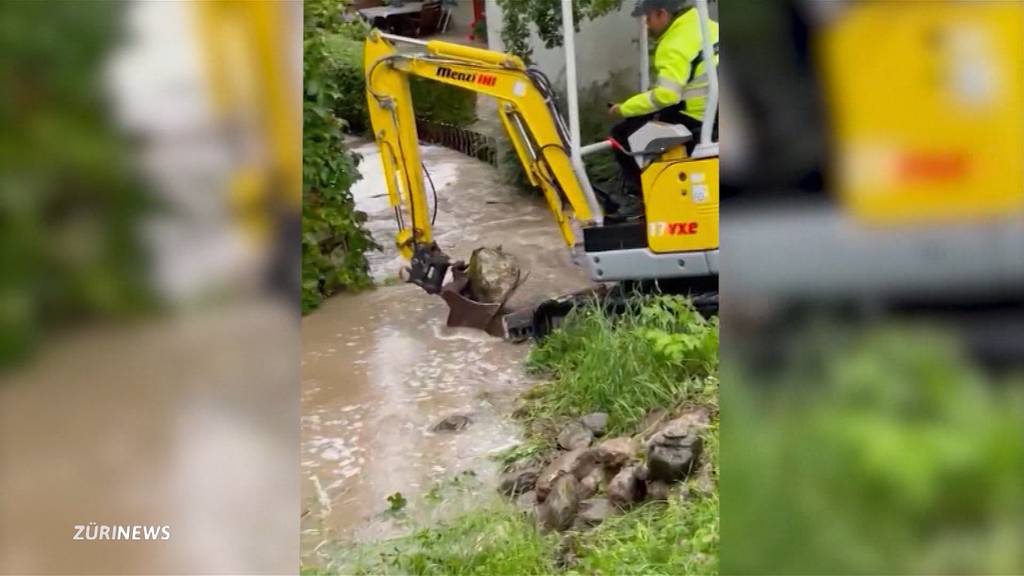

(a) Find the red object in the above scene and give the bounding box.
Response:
[468,0,485,40]
[898,151,970,183]
[650,221,699,236]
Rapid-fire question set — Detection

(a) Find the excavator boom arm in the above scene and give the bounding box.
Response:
[363,32,595,262]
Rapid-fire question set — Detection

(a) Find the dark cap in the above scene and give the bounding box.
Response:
[631,0,688,17]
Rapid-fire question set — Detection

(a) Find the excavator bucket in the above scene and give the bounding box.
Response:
[438,263,521,338]
[403,244,526,338]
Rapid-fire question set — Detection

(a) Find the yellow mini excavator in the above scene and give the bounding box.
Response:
[363,2,719,338]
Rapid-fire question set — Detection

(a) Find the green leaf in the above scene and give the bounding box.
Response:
[387,491,408,511]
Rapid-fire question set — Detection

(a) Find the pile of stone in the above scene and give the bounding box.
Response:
[497,406,713,532]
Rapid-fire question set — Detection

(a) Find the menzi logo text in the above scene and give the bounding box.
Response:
[649,221,699,236]
[436,66,497,87]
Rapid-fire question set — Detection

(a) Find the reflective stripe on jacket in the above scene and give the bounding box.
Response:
[620,8,719,119]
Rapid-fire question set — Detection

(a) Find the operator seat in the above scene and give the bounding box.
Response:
[627,121,694,168]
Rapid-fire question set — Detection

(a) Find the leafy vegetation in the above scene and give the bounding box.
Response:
[321,30,372,135]
[723,326,1024,574]
[387,491,408,512]
[1,1,153,364]
[323,32,478,136]
[577,71,636,190]
[527,295,718,434]
[302,0,377,313]
[496,0,624,64]
[408,78,478,127]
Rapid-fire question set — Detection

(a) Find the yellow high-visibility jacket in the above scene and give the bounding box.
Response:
[620,8,719,120]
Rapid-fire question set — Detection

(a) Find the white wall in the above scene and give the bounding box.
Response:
[448,0,478,36]
[484,0,643,93]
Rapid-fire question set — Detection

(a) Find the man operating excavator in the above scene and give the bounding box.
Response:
[608,0,719,216]
[361,0,721,334]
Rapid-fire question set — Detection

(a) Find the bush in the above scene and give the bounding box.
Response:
[302,0,378,313]
[322,33,371,134]
[408,77,478,127]
[496,0,624,65]
[323,33,478,135]
[723,328,1024,574]
[1,1,153,364]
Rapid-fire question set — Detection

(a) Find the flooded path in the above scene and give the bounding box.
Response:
[300,143,593,558]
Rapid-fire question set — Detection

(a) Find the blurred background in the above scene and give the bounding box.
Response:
[720,0,1024,574]
[1,1,300,573]
[4,0,1023,573]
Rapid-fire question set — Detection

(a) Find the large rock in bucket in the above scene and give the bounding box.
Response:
[466,246,521,304]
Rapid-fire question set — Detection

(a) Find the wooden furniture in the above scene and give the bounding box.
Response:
[399,0,443,37]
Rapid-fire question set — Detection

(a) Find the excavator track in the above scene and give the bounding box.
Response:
[504,277,719,343]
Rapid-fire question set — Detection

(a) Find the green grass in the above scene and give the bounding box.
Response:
[320,502,557,575]
[525,295,718,435]
[572,489,719,576]
[313,480,719,576]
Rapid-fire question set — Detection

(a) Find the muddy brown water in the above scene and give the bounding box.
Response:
[300,143,594,559]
